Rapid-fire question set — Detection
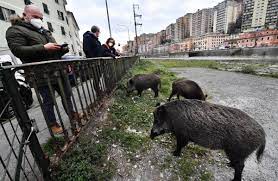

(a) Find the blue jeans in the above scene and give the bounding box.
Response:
[38,84,74,127]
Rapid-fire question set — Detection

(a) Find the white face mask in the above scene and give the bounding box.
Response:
[30,18,43,29]
[108,42,113,47]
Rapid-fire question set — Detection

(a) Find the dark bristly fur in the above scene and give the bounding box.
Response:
[168,78,207,101]
[126,73,161,97]
[150,99,266,181]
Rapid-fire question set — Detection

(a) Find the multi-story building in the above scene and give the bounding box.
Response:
[0,0,82,55]
[191,8,214,37]
[174,16,185,42]
[192,33,230,50]
[66,11,82,56]
[242,0,278,32]
[214,0,243,34]
[265,0,278,29]
[166,23,175,41]
[183,13,192,38]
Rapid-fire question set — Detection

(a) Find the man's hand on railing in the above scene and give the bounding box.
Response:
[44,43,62,51]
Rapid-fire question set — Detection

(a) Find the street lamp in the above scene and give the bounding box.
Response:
[117,24,130,41]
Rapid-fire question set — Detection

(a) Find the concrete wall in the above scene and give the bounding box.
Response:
[166,47,278,58]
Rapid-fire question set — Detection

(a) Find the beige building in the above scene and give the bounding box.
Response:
[191,8,214,37]
[0,0,82,55]
[174,16,185,42]
[242,0,278,32]
[214,0,243,34]
[192,33,230,51]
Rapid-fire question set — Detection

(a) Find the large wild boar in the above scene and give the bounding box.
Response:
[168,78,207,101]
[126,73,161,97]
[150,100,266,181]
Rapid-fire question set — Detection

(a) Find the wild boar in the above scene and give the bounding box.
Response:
[168,78,207,101]
[150,99,266,181]
[126,73,161,97]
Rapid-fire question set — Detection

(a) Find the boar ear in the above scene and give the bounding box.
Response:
[158,105,166,114]
[129,79,134,85]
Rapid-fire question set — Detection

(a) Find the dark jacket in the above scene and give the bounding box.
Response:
[102,44,120,58]
[83,31,103,58]
[6,19,67,63]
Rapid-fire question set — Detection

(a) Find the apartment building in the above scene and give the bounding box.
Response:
[166,23,175,41]
[183,13,192,38]
[0,0,82,55]
[174,16,185,42]
[242,0,278,32]
[191,8,214,37]
[192,33,230,50]
[214,0,243,34]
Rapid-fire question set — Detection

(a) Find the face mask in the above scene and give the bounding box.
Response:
[108,42,113,47]
[30,18,43,29]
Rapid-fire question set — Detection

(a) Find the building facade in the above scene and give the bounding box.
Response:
[174,16,185,42]
[166,23,175,41]
[191,8,214,37]
[66,11,82,55]
[183,13,192,38]
[214,0,243,34]
[192,33,230,51]
[0,0,82,55]
[242,0,278,32]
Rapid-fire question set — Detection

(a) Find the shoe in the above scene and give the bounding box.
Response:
[51,124,63,134]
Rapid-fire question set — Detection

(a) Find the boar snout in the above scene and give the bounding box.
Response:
[150,128,165,139]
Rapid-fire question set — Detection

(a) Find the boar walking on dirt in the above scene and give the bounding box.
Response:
[168,78,207,101]
[126,73,161,97]
[150,100,266,181]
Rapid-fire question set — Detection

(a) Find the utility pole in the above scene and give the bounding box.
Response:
[133,4,142,55]
[105,0,112,37]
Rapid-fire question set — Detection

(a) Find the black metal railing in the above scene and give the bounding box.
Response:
[0,56,138,180]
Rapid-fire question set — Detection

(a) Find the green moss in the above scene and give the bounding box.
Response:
[200,171,213,181]
[42,136,65,156]
[53,139,115,181]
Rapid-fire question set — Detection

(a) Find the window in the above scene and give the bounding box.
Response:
[42,3,49,14]
[61,26,66,35]
[0,6,16,21]
[267,37,270,40]
[47,22,53,32]
[55,0,59,4]
[24,0,32,5]
[57,10,64,20]
[261,38,264,40]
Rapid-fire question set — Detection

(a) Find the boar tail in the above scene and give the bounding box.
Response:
[256,137,265,162]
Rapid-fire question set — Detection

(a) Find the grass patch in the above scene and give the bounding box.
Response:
[155,59,221,69]
[240,65,256,74]
[53,138,115,181]
[42,136,65,156]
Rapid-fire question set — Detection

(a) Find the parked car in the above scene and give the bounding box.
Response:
[0,54,33,120]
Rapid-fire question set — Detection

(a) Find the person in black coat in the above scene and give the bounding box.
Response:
[102,38,120,58]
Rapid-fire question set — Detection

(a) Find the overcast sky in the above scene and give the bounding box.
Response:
[66,0,223,48]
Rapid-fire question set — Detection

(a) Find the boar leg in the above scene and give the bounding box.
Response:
[137,89,143,97]
[232,160,244,181]
[152,87,159,97]
[177,94,180,100]
[168,91,175,101]
[173,135,188,156]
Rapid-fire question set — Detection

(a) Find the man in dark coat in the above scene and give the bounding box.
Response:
[6,5,80,134]
[83,26,115,58]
